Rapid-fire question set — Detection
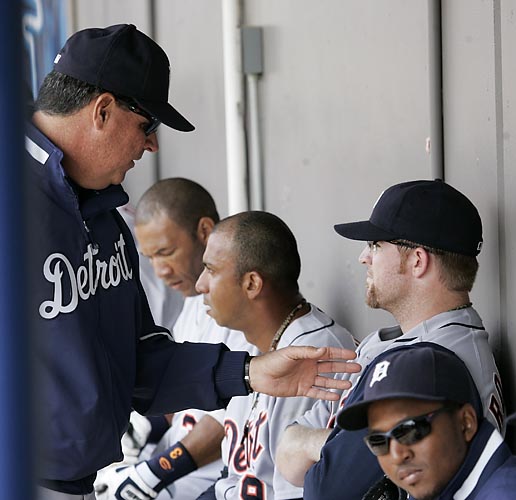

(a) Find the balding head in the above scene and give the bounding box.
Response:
[135,178,219,297]
[135,178,219,237]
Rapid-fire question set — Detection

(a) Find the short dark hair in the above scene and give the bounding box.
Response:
[135,178,220,237]
[34,70,104,115]
[214,211,301,295]
[394,239,478,292]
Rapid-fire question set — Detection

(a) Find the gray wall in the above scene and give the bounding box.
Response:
[442,0,516,417]
[70,0,516,421]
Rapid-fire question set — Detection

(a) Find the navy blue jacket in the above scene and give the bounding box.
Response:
[433,421,516,500]
[26,122,248,489]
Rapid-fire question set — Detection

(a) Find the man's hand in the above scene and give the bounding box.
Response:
[121,411,152,464]
[94,463,158,500]
[249,346,360,400]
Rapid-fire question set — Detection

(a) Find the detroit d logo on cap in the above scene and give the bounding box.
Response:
[369,360,390,387]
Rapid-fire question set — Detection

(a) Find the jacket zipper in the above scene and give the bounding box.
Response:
[83,220,99,250]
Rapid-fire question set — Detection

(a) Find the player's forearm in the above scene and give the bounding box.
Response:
[181,414,224,467]
[276,424,331,487]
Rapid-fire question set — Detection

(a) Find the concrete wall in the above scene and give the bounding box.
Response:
[498,0,516,434]
[442,0,516,426]
[70,0,516,423]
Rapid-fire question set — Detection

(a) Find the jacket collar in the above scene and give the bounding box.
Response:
[26,120,129,218]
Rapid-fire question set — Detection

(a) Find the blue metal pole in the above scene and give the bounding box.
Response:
[0,1,32,499]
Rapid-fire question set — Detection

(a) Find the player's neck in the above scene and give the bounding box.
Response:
[394,290,471,333]
[244,295,308,353]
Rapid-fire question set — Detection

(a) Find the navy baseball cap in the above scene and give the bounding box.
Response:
[53,24,194,132]
[334,180,483,256]
[337,343,482,431]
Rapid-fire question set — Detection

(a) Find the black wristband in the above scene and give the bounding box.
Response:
[146,441,197,489]
[244,354,254,394]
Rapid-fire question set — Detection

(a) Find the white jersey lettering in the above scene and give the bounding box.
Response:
[39,233,133,319]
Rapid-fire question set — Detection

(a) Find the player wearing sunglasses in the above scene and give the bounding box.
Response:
[337,343,516,500]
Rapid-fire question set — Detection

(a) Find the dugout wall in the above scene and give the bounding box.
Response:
[67,0,516,443]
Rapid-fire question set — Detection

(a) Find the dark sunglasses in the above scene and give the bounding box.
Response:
[115,96,161,136]
[364,406,454,456]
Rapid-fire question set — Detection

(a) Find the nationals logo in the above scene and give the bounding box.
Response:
[39,233,133,319]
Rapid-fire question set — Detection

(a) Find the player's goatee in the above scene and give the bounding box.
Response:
[366,284,381,309]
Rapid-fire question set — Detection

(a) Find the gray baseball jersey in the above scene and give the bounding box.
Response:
[215,304,357,500]
[296,306,505,434]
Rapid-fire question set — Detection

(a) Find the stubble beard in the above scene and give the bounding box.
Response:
[365,257,408,311]
[366,283,381,309]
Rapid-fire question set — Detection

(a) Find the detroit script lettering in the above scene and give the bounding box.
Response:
[39,233,133,319]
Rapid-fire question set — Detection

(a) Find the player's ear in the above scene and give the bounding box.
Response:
[459,403,478,443]
[196,217,215,245]
[411,246,430,278]
[92,92,116,131]
[242,271,263,300]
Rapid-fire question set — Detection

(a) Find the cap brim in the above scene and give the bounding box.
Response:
[138,99,195,132]
[337,393,447,431]
[336,400,371,430]
[334,221,397,242]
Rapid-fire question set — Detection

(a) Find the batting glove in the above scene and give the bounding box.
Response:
[121,411,153,464]
[95,462,160,500]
